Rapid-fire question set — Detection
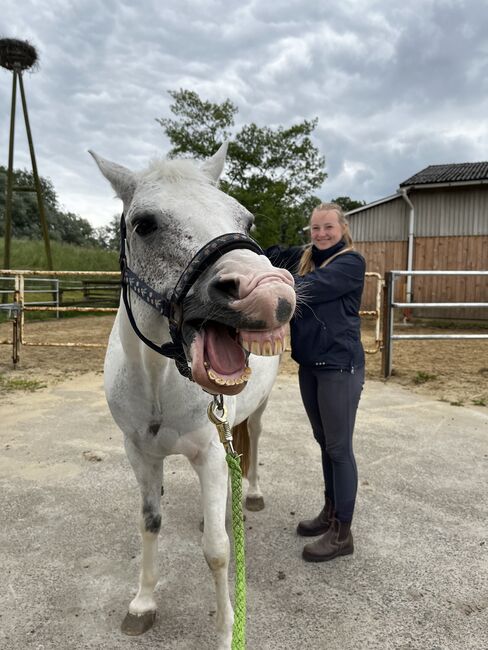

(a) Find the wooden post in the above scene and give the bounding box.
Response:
[18,71,53,270]
[3,69,18,272]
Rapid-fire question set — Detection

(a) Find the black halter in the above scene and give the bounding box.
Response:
[119,214,263,380]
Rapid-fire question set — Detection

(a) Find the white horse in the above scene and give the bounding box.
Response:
[90,143,295,649]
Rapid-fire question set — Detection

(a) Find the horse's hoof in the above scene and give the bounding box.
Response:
[245,496,265,511]
[121,610,156,636]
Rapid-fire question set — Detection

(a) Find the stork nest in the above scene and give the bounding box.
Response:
[0,38,38,72]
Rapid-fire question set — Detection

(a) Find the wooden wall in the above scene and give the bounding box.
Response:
[355,235,488,319]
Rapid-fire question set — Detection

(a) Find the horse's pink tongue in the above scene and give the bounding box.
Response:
[205,323,246,375]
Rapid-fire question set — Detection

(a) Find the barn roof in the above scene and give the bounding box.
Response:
[400,162,488,187]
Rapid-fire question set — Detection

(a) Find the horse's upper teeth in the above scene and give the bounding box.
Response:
[239,328,288,357]
[251,341,261,355]
[241,340,251,352]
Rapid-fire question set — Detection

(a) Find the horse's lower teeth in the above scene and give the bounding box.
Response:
[206,366,252,386]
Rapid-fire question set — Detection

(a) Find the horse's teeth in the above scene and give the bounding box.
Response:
[207,365,250,387]
[284,335,291,350]
[240,339,250,352]
[262,342,273,356]
[274,339,283,354]
[251,341,261,355]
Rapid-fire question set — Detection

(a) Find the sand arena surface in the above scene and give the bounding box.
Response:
[1,315,487,407]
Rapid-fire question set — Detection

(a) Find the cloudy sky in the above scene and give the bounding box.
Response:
[1,0,487,227]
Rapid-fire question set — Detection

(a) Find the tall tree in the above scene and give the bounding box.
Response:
[157,89,327,247]
[0,166,99,246]
[95,214,121,250]
[330,196,366,213]
[157,89,237,159]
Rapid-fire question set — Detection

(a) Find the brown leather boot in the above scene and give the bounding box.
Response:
[302,518,353,562]
[296,496,334,537]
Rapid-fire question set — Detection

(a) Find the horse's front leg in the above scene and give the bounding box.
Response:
[245,397,268,511]
[191,438,233,650]
[122,437,164,636]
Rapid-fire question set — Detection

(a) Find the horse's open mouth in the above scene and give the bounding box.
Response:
[184,320,289,396]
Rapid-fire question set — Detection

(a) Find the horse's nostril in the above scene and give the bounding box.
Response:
[212,278,240,301]
[276,297,293,323]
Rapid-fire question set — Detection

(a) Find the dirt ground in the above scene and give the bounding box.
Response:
[0,315,487,407]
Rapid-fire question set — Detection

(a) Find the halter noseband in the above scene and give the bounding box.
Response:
[119,213,263,380]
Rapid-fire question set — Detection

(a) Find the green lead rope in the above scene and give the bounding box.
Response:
[226,452,246,650]
[207,396,247,649]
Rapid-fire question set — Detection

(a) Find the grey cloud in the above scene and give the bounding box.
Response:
[1,0,487,226]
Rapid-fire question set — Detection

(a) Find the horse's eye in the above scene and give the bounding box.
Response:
[133,216,158,237]
[244,215,254,234]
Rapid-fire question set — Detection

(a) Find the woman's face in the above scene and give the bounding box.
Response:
[310,209,344,250]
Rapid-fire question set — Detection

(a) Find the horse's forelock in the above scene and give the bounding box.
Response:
[142,159,213,186]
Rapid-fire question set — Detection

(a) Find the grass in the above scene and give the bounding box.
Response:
[472,398,486,407]
[413,371,438,385]
[0,238,119,271]
[0,373,46,392]
[0,239,119,322]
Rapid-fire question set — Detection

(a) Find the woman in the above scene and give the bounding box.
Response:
[267,202,365,562]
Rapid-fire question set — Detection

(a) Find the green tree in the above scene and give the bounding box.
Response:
[157,89,236,159]
[157,89,327,247]
[0,166,98,246]
[95,214,121,250]
[330,196,366,213]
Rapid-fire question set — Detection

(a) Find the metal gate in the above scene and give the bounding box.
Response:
[1,269,384,365]
[381,270,488,377]
[0,270,120,363]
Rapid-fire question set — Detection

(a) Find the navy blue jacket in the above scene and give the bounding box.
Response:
[265,240,366,372]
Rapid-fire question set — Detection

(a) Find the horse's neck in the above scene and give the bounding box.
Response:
[118,301,174,370]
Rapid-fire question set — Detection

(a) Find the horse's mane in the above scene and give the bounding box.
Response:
[142,158,213,185]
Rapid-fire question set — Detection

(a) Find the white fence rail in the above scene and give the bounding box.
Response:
[382,270,488,377]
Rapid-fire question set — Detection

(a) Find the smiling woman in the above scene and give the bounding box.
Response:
[264,201,366,563]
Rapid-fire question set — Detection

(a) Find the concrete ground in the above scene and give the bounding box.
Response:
[0,373,487,650]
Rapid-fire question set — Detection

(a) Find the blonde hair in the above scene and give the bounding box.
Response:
[298,202,354,276]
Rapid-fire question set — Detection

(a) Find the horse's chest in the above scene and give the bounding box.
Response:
[106,366,216,456]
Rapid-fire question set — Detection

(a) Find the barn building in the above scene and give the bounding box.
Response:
[347,162,488,320]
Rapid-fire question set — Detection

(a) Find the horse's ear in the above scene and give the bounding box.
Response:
[89,150,137,205]
[200,142,228,183]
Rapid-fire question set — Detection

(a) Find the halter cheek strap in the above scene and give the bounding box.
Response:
[119,213,263,380]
